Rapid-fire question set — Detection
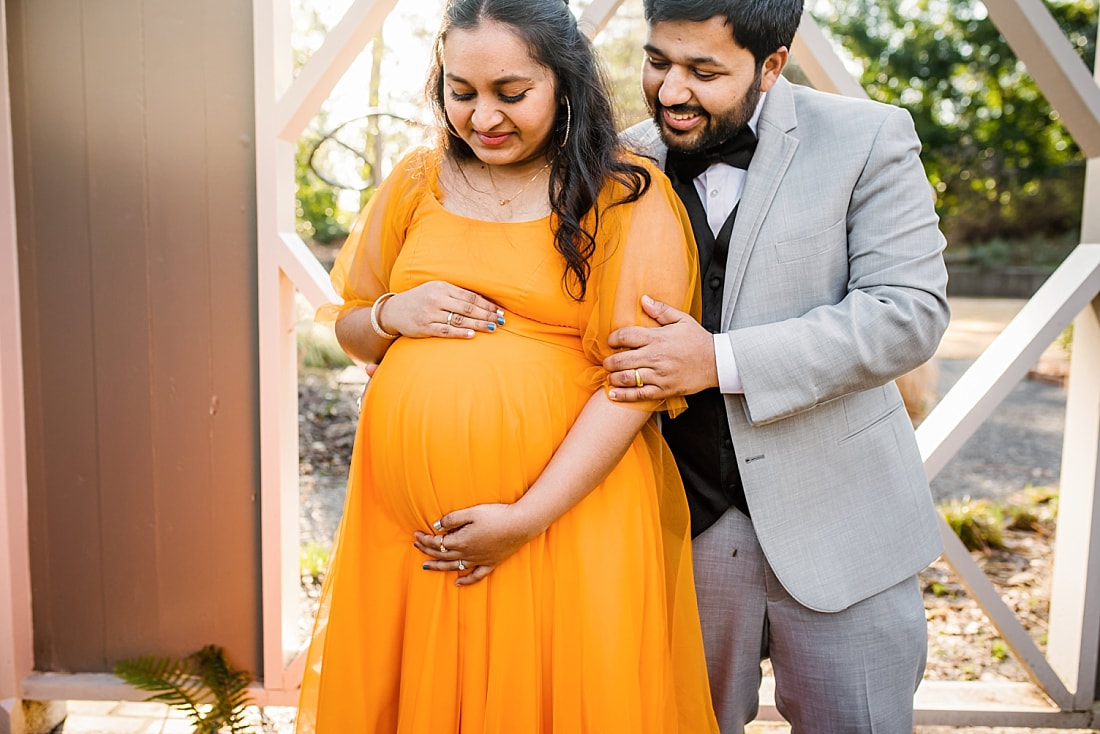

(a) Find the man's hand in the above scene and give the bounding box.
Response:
[603,294,719,402]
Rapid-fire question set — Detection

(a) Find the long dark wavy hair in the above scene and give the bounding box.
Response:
[425,0,651,301]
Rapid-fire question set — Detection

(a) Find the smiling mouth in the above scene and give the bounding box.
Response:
[661,107,705,132]
[476,130,511,145]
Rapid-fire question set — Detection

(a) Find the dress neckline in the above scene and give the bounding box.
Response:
[426,190,553,224]
[423,151,553,224]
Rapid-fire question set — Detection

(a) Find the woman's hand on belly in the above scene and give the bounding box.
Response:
[413,502,538,586]
[385,281,506,338]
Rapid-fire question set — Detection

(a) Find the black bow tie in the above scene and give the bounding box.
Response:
[666,125,758,182]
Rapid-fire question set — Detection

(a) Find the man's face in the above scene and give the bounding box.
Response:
[642,16,785,153]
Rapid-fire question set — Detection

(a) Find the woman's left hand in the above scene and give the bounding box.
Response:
[414,503,539,586]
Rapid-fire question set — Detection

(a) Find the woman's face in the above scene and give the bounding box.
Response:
[442,20,559,167]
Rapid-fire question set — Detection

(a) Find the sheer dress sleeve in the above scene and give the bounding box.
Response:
[316,148,438,324]
[581,156,701,418]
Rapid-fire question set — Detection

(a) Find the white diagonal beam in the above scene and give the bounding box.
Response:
[917,245,1100,707]
[274,0,399,142]
[278,232,340,309]
[918,245,1100,480]
[935,515,1073,708]
[578,0,626,39]
[983,0,1100,158]
[792,12,868,99]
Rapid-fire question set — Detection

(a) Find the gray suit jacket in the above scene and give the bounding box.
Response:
[624,76,950,612]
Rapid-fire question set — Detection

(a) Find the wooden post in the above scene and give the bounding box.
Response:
[0,0,33,729]
[1045,30,1100,708]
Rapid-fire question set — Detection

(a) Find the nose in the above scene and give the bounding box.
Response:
[657,67,692,108]
[471,99,504,130]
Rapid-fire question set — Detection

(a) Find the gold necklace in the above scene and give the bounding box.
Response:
[486,160,552,206]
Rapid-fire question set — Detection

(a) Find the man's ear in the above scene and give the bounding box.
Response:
[759,47,789,93]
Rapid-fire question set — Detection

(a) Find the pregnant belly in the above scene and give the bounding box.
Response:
[360,330,594,530]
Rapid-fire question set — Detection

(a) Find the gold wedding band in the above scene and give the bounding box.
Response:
[439,537,448,554]
[446,311,455,326]
[458,560,466,571]
[634,369,644,388]
[432,519,444,532]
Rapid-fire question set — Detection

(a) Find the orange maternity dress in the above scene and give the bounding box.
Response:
[296,148,718,734]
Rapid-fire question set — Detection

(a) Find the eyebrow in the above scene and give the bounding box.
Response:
[445,73,535,86]
[643,44,726,68]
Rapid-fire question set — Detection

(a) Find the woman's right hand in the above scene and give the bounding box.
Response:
[378,281,505,338]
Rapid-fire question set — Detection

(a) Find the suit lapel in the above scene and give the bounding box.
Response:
[720,77,799,330]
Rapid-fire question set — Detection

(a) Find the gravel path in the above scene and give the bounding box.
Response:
[929,358,1066,503]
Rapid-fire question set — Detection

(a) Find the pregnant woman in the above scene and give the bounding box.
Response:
[295,1,718,731]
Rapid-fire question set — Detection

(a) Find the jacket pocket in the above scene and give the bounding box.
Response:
[773,217,845,264]
[837,401,905,445]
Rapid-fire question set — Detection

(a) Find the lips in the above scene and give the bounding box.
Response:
[661,107,705,133]
[476,130,511,146]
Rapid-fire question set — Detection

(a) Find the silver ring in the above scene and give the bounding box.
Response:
[439,538,448,554]
[446,311,455,326]
[458,560,466,571]
[432,519,444,532]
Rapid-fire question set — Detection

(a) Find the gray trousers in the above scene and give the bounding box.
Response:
[694,507,928,733]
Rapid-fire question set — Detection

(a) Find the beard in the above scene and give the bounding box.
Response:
[653,69,764,154]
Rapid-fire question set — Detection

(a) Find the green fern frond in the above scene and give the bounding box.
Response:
[115,645,255,733]
[192,645,254,733]
[114,654,207,728]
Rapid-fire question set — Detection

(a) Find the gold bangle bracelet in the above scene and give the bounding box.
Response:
[370,292,400,339]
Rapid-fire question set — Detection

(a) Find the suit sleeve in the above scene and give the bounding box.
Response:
[729,106,950,426]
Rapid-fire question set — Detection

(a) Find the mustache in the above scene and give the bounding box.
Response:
[659,103,708,117]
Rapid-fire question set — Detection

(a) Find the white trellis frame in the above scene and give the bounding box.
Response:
[249,0,1100,724]
[1,0,34,730]
[253,0,404,705]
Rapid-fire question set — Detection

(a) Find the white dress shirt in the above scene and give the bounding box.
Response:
[695,95,766,394]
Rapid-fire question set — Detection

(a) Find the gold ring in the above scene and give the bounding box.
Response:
[446,311,455,326]
[634,369,644,388]
[458,560,466,571]
[432,519,444,532]
[439,537,448,553]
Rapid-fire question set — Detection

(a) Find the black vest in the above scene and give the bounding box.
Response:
[662,171,748,537]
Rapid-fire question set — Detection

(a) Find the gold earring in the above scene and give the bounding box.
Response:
[560,97,572,149]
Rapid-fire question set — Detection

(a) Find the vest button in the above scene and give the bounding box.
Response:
[710,276,722,289]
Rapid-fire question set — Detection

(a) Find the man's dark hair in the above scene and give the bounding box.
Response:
[642,0,803,65]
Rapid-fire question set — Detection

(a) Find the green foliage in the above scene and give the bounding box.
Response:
[941,496,1005,551]
[991,637,1008,661]
[296,130,353,244]
[928,581,951,597]
[298,324,353,369]
[817,0,1098,251]
[300,541,332,582]
[958,231,1078,269]
[1058,323,1074,352]
[593,0,651,128]
[114,645,253,733]
[939,487,1059,551]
